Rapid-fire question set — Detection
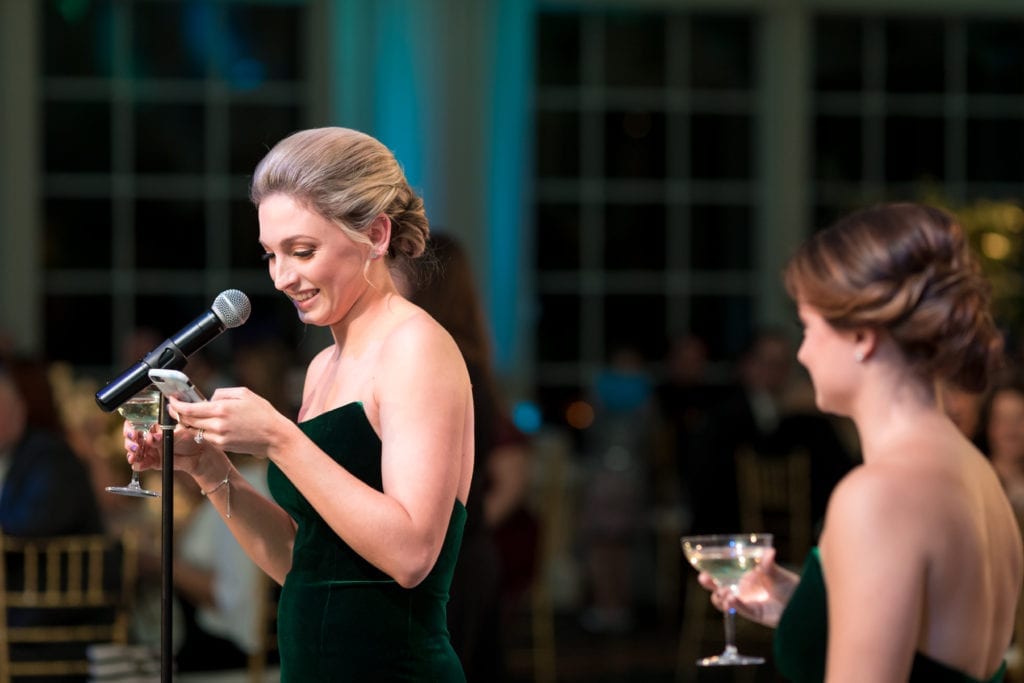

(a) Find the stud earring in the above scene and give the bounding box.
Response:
[854,350,865,363]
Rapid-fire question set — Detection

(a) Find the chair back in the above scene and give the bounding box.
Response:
[736,446,813,566]
[247,571,280,683]
[0,530,138,683]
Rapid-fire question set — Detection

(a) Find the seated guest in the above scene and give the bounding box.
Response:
[0,354,108,675]
[0,355,104,537]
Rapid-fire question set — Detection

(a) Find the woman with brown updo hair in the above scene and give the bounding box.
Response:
[697,203,1022,682]
[124,128,473,681]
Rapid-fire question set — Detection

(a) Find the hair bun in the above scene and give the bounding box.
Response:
[784,202,1003,391]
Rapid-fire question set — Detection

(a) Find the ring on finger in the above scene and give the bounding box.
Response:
[194,428,205,444]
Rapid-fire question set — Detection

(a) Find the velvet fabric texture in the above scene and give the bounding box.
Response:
[268,402,466,681]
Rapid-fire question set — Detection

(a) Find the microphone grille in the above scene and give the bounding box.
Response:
[212,289,252,328]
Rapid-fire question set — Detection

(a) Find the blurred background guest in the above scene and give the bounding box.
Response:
[577,344,657,634]
[942,382,988,449]
[169,454,274,674]
[979,371,1024,517]
[689,330,796,534]
[0,354,103,537]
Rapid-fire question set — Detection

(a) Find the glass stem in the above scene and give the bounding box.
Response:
[723,607,738,655]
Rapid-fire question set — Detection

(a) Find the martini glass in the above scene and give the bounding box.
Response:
[106,388,161,498]
[681,532,773,666]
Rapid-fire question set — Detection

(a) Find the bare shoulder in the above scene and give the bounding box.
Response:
[824,460,925,538]
[377,303,468,386]
[301,345,336,392]
[829,462,905,512]
[383,304,460,358]
[307,345,335,374]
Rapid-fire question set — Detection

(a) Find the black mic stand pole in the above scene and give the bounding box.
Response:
[159,396,175,683]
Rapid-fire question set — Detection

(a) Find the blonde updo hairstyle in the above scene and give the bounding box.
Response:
[784,202,1000,392]
[250,127,429,263]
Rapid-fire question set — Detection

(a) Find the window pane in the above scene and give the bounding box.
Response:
[135,294,206,340]
[690,15,752,89]
[536,203,581,270]
[691,205,752,270]
[814,204,854,233]
[604,204,666,270]
[885,18,945,93]
[967,118,1024,183]
[536,110,581,177]
[134,200,205,269]
[44,101,112,173]
[230,199,262,269]
[132,1,206,79]
[537,13,581,87]
[43,0,114,77]
[537,294,581,362]
[228,103,303,174]
[966,20,1024,94]
[604,13,665,87]
[46,295,113,365]
[885,116,944,182]
[604,293,667,362]
[691,294,753,361]
[604,110,666,178]
[690,114,751,179]
[135,103,206,173]
[814,116,862,181]
[814,16,862,91]
[43,198,113,268]
[224,4,306,83]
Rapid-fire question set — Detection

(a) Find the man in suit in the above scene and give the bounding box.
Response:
[686,331,794,534]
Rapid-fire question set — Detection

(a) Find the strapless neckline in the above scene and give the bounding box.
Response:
[299,400,367,426]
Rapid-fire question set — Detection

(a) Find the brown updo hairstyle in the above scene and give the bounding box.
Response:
[783,202,1001,392]
[250,127,429,264]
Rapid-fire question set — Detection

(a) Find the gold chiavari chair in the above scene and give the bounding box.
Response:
[0,530,138,683]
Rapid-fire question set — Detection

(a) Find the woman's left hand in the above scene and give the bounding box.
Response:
[167,387,289,458]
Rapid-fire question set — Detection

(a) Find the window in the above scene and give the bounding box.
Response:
[40,0,313,372]
[533,8,757,423]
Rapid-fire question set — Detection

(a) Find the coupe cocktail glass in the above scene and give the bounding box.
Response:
[680,533,773,666]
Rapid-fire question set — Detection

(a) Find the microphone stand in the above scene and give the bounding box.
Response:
[159,397,175,683]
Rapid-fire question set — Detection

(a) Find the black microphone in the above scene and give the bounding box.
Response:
[95,289,251,412]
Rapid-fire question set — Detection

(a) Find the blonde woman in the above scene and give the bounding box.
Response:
[126,128,473,681]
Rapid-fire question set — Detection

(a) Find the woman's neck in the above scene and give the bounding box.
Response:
[849,369,944,462]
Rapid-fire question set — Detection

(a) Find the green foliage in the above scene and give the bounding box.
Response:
[921,190,1024,338]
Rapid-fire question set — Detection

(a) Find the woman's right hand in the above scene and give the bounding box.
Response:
[123,421,209,477]
[697,547,800,628]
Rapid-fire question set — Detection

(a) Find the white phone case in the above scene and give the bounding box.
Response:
[148,368,206,403]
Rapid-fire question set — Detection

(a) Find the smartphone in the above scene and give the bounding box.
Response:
[148,369,206,403]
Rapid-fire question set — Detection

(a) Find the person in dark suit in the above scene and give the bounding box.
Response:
[0,355,104,537]
[689,330,795,534]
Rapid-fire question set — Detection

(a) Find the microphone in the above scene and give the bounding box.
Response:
[95,289,251,412]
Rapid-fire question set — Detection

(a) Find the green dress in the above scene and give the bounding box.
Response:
[267,402,467,681]
[774,547,1006,683]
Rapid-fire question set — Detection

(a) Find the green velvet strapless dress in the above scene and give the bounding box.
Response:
[268,402,467,682]
[774,547,1006,683]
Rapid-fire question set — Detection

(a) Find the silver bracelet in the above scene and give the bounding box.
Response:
[200,472,232,519]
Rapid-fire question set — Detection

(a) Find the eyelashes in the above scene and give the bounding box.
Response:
[260,249,315,263]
